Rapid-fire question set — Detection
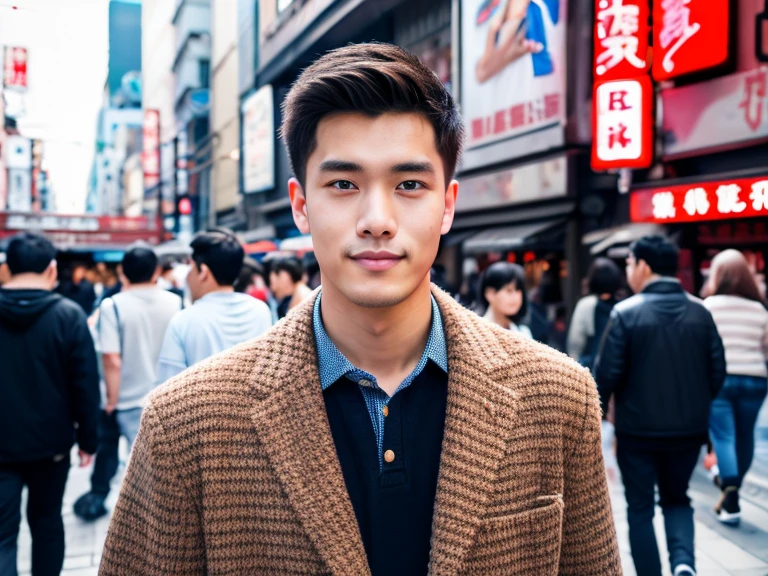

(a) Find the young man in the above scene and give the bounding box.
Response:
[595,236,726,576]
[155,230,273,383]
[269,255,313,318]
[99,244,182,446]
[0,232,100,576]
[100,43,620,575]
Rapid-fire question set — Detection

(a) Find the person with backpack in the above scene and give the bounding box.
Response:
[72,244,181,521]
[0,232,100,576]
[567,257,623,370]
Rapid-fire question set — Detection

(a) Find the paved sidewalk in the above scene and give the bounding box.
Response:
[15,435,768,575]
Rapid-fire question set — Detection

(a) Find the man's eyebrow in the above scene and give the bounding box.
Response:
[318,160,364,172]
[391,161,436,174]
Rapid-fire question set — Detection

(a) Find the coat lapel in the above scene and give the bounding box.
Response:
[249,294,371,576]
[428,289,519,575]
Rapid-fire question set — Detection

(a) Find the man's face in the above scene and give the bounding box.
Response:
[625,253,649,294]
[289,112,458,309]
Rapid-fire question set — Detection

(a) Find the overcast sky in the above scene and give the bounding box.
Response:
[1,0,109,213]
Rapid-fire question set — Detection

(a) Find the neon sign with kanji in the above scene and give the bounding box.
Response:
[594,0,650,80]
[652,0,731,81]
[631,176,768,223]
[592,76,654,170]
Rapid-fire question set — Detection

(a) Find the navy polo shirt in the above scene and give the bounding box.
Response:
[314,293,449,575]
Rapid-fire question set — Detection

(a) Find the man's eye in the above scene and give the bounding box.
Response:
[397,181,425,191]
[331,180,357,190]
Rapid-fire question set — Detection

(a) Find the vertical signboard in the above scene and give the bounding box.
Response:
[142,109,160,188]
[593,0,650,80]
[242,85,275,193]
[3,47,28,90]
[652,0,731,81]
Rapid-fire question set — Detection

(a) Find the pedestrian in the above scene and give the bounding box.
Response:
[595,235,726,576]
[0,232,100,576]
[99,43,620,575]
[155,230,273,383]
[480,261,533,338]
[55,261,97,316]
[703,249,768,525]
[269,255,313,318]
[567,257,623,370]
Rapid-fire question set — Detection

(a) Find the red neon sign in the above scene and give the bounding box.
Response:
[651,0,731,81]
[594,0,650,80]
[592,76,654,170]
[142,109,160,183]
[630,175,768,223]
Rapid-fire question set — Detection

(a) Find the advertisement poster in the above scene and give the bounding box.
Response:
[242,84,275,194]
[461,0,566,166]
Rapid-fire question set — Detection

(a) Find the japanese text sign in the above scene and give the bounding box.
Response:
[592,76,654,170]
[142,109,160,182]
[594,0,650,80]
[630,175,768,223]
[652,0,731,81]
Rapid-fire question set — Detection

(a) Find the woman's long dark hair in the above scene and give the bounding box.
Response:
[709,249,764,303]
[480,262,528,324]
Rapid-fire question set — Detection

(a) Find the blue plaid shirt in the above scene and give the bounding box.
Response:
[313,292,448,467]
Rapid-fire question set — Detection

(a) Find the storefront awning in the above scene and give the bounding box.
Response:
[463,219,566,255]
[589,223,665,256]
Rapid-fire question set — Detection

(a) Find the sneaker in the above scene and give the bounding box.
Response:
[73,492,108,521]
[673,564,696,576]
[714,486,741,526]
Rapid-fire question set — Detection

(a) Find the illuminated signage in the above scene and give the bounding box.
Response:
[594,0,650,80]
[592,76,654,170]
[630,175,768,223]
[3,47,28,90]
[142,109,160,185]
[652,0,731,81]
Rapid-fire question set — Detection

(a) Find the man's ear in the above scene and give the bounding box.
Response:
[45,260,58,287]
[199,263,212,283]
[289,178,311,235]
[440,179,459,235]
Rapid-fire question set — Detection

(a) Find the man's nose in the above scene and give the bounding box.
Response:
[356,188,398,238]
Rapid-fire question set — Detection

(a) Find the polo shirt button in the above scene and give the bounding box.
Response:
[382,405,389,417]
[359,379,371,387]
[384,450,395,463]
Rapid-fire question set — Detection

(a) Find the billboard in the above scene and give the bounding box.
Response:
[242,84,275,194]
[142,109,160,186]
[460,0,566,170]
[593,0,650,81]
[630,175,768,223]
[3,47,28,90]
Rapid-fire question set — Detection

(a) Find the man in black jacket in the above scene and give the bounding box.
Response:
[595,235,725,576]
[0,232,100,576]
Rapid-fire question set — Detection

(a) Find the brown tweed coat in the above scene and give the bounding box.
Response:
[99,287,621,575]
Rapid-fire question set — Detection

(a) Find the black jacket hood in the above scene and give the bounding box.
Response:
[0,289,62,331]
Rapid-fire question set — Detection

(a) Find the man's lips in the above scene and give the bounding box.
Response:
[349,251,405,271]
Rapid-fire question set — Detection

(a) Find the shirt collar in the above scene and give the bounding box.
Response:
[313,291,448,390]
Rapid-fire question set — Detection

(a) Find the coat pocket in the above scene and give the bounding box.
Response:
[462,496,564,575]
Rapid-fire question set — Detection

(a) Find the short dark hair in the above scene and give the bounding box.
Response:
[6,232,57,275]
[122,244,158,284]
[280,42,464,188]
[270,256,304,284]
[480,262,528,324]
[234,257,265,293]
[630,235,679,277]
[587,257,623,296]
[190,229,244,286]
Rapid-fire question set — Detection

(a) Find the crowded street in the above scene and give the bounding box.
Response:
[4,0,768,575]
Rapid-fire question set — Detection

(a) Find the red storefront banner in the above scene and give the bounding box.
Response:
[630,175,768,223]
[652,0,731,81]
[594,0,650,80]
[592,76,654,170]
[0,213,161,245]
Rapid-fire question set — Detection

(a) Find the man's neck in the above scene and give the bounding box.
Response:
[320,277,433,396]
[2,274,50,290]
[198,286,235,301]
[641,274,676,291]
[123,282,157,291]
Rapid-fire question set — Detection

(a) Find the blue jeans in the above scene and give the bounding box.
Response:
[710,375,768,488]
[115,407,143,452]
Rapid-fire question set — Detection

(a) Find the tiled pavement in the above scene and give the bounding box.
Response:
[16,422,768,575]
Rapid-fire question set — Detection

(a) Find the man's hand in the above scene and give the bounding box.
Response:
[105,404,117,415]
[79,450,94,468]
